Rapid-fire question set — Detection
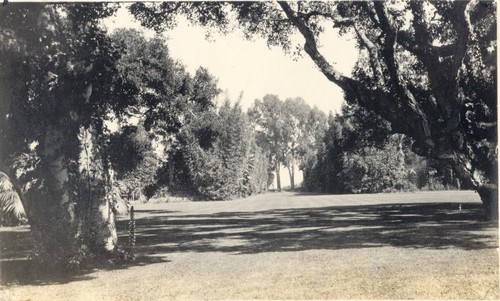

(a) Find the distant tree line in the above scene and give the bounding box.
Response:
[130,90,464,199]
[248,94,328,191]
[302,103,463,194]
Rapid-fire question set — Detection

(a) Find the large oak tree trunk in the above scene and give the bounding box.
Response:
[477,185,498,221]
[447,153,498,220]
[0,5,121,269]
[18,125,119,268]
[23,126,80,268]
[1,84,118,268]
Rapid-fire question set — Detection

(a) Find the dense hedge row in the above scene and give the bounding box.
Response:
[152,101,270,200]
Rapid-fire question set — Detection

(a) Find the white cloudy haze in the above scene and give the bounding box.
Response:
[103,6,359,115]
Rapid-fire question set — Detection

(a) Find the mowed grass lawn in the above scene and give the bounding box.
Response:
[1,191,498,300]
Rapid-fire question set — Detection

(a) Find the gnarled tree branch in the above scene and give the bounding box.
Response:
[354,26,385,87]
[372,2,434,144]
[277,1,359,94]
[278,1,435,148]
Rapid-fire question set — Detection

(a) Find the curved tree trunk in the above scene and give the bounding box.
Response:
[446,153,498,220]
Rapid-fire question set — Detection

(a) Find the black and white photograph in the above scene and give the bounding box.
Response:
[0,1,498,299]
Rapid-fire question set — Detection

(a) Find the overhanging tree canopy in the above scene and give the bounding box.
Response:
[131,0,497,218]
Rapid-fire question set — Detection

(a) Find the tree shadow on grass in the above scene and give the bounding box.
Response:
[0,255,170,286]
[1,198,497,285]
[0,223,170,286]
[0,259,92,285]
[120,201,498,258]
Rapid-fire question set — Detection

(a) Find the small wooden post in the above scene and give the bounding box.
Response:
[128,205,136,257]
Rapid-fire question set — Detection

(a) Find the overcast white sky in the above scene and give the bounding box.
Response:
[103,6,359,114]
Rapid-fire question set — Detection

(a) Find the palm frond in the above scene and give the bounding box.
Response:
[0,190,26,220]
[0,172,27,222]
[0,172,13,193]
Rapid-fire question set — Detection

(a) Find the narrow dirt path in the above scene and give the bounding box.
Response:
[2,191,498,300]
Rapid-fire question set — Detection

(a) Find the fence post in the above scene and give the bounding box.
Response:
[128,205,136,258]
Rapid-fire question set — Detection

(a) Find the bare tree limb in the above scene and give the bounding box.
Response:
[277,1,437,148]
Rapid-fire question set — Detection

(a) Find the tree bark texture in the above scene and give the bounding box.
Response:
[77,127,118,255]
[16,125,119,267]
[23,126,79,267]
[0,81,118,268]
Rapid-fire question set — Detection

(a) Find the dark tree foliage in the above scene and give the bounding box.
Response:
[302,114,344,193]
[110,28,211,136]
[107,124,161,202]
[0,4,223,269]
[151,100,269,200]
[109,28,224,201]
[303,104,461,194]
[0,3,127,268]
[108,125,152,176]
